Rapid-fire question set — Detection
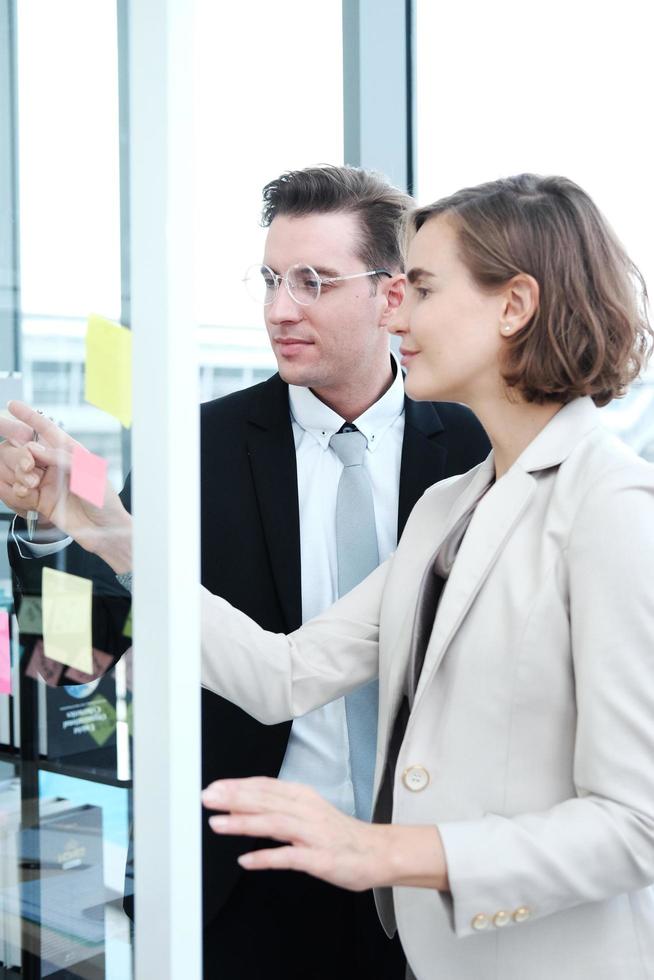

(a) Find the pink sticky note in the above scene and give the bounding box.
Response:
[0,610,11,695]
[70,444,108,508]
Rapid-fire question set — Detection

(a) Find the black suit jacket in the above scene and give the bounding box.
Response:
[9,373,491,927]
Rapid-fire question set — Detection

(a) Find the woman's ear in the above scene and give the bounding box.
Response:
[499,274,539,337]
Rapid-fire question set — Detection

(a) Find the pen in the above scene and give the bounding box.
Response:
[26,426,39,540]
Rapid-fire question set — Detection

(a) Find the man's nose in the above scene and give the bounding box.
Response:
[267,282,304,322]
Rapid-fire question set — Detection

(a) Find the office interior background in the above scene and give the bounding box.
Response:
[0,1,652,977]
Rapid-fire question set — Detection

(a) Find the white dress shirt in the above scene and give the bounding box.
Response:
[278,359,405,813]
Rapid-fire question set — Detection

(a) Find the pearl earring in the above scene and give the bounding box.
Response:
[501,324,512,334]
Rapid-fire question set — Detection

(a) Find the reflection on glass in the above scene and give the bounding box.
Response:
[1,2,133,977]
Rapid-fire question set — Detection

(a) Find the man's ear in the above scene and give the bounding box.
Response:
[380,274,406,326]
[500,273,539,336]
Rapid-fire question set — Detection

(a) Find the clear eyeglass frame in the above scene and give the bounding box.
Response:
[242,262,392,306]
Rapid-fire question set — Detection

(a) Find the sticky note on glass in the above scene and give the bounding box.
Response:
[70,444,108,508]
[122,607,132,638]
[85,314,132,428]
[17,596,43,634]
[42,567,93,674]
[0,610,11,694]
[23,639,65,686]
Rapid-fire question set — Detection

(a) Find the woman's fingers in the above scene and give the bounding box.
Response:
[209,810,302,842]
[12,481,35,501]
[27,441,73,473]
[6,400,68,448]
[0,411,34,447]
[202,777,318,817]
[236,845,316,873]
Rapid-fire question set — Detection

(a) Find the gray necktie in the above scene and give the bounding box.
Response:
[329,425,380,821]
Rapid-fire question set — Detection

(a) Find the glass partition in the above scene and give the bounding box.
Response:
[0,0,345,976]
[0,2,133,977]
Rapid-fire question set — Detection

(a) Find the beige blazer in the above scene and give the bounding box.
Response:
[201,397,654,980]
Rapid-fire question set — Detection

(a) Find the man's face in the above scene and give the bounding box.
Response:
[261,212,392,396]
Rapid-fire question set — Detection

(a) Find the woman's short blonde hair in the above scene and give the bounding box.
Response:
[411,174,652,406]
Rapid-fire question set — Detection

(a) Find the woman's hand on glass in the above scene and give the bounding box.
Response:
[0,400,132,572]
[202,776,449,892]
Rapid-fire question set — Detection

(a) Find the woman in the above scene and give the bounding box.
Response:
[6,174,654,979]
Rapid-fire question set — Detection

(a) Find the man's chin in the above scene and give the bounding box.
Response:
[275,362,321,389]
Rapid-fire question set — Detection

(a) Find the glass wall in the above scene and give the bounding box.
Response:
[415,0,654,460]
[0,1,344,977]
[1,2,133,977]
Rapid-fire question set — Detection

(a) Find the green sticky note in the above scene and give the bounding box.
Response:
[85,314,132,428]
[122,608,132,639]
[42,568,93,674]
[17,596,43,634]
[87,693,117,747]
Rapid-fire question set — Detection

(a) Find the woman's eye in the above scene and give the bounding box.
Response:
[415,286,429,299]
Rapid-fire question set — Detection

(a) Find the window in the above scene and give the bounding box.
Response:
[415,0,653,458]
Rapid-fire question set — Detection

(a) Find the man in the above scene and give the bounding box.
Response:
[1,165,490,979]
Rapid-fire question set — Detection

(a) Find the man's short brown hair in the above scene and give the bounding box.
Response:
[411,174,652,406]
[261,165,412,280]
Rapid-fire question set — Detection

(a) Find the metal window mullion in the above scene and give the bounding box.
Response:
[129,2,201,978]
[117,0,132,481]
[342,0,414,194]
[0,0,21,371]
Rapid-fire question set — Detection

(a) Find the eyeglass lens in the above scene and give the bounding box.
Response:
[243,264,322,306]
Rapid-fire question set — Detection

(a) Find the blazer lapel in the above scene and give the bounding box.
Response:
[246,376,302,632]
[411,463,536,712]
[398,398,447,538]
[377,458,495,761]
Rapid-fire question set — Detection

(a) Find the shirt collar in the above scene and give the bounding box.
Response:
[288,353,405,453]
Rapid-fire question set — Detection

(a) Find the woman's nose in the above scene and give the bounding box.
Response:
[387,308,407,337]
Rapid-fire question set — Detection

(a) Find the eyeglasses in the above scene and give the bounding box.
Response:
[242,263,392,307]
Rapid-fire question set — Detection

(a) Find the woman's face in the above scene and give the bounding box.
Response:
[392,215,507,406]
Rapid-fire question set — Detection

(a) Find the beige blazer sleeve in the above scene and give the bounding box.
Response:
[200,559,389,723]
[436,461,654,937]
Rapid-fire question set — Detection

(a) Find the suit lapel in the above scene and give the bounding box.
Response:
[376,459,494,765]
[398,398,447,538]
[246,376,302,632]
[411,463,536,712]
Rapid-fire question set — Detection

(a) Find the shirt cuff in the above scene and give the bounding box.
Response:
[11,514,73,559]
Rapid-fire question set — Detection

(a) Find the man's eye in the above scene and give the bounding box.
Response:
[262,276,276,289]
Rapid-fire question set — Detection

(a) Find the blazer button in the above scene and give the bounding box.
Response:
[471,913,490,931]
[493,910,511,928]
[513,906,532,923]
[402,765,430,792]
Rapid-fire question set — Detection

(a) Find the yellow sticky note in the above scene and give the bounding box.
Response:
[85,314,132,428]
[42,568,93,674]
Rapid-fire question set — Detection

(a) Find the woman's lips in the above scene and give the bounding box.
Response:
[400,347,419,367]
